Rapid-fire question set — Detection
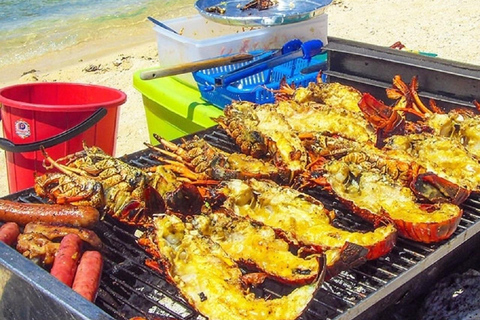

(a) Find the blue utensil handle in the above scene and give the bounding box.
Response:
[216,39,324,87]
[281,39,303,54]
[300,39,324,58]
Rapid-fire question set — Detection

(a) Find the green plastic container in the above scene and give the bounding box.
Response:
[133,70,223,143]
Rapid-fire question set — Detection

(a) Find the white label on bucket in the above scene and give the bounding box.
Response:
[15,119,31,139]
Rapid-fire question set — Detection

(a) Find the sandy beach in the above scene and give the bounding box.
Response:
[0,0,479,197]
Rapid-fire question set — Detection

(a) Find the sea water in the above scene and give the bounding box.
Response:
[0,0,196,74]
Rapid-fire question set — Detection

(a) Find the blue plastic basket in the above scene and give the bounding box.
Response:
[192,51,327,109]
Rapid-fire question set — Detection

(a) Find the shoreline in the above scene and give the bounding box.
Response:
[0,0,198,83]
[0,30,155,85]
[1,0,480,197]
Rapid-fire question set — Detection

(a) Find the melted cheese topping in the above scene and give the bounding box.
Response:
[192,213,320,283]
[221,179,396,251]
[153,215,320,320]
[275,102,375,143]
[227,153,279,175]
[293,82,363,113]
[326,162,461,223]
[313,82,363,113]
[461,119,480,158]
[254,108,308,172]
[425,112,480,159]
[386,134,480,190]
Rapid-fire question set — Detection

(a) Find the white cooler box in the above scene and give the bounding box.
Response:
[153,14,328,87]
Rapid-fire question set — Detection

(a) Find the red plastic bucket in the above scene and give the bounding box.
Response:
[0,82,127,193]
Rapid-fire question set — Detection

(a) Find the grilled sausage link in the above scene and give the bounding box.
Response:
[50,233,83,287]
[0,199,99,228]
[72,250,103,302]
[0,222,20,246]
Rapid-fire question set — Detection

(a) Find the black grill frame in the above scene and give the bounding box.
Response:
[4,127,480,320]
[1,38,480,320]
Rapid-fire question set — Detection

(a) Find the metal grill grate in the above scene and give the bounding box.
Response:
[90,129,480,319]
[2,128,480,320]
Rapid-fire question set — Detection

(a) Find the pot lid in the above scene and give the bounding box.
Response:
[195,0,332,26]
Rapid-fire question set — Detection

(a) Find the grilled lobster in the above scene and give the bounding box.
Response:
[311,148,464,243]
[215,101,309,174]
[387,74,480,160]
[138,214,325,320]
[211,178,397,261]
[35,143,203,225]
[359,87,479,199]
[273,75,364,113]
[147,134,293,185]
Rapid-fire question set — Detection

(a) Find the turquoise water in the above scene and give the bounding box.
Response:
[0,0,195,69]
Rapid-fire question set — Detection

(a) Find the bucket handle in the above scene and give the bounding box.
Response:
[0,108,107,153]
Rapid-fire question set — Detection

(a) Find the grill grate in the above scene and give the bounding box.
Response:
[101,129,480,320]
[94,217,199,320]
[3,128,480,320]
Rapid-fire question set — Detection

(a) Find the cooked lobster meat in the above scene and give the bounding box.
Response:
[387,75,480,159]
[383,133,480,195]
[358,90,478,200]
[189,211,326,284]
[138,214,325,320]
[300,132,470,205]
[274,99,376,144]
[317,150,463,243]
[215,101,308,174]
[425,108,480,159]
[214,178,397,260]
[274,76,364,113]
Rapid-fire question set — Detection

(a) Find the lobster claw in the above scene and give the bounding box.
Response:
[410,172,471,205]
[144,185,167,214]
[166,182,204,215]
[358,93,406,147]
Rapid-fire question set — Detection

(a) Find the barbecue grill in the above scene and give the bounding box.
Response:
[1,37,480,320]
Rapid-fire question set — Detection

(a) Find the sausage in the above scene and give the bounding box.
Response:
[0,199,99,228]
[50,233,83,287]
[0,222,20,246]
[72,251,103,302]
[24,222,103,249]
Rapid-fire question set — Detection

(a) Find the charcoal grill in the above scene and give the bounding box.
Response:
[1,38,480,320]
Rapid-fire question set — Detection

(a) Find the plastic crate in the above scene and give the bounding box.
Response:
[192,51,327,109]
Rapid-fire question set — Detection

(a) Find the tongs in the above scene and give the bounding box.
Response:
[214,39,324,87]
[140,53,255,80]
